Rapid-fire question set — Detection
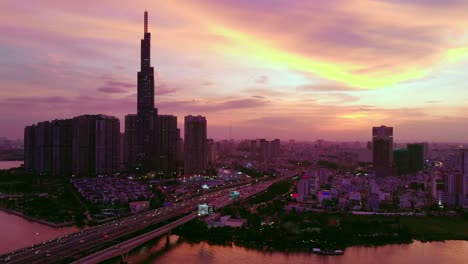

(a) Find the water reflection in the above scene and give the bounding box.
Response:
[125,236,468,264]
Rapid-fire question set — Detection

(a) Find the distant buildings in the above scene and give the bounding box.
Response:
[207,139,218,164]
[407,143,424,173]
[393,143,425,176]
[393,148,409,175]
[184,115,207,176]
[372,126,393,176]
[249,138,281,161]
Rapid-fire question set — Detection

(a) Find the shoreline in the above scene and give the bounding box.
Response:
[0,208,75,228]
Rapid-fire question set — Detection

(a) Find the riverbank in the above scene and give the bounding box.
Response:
[173,211,468,253]
[0,208,74,228]
[0,210,82,254]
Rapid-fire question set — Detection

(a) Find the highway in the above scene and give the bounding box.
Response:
[73,176,280,264]
[1,171,297,263]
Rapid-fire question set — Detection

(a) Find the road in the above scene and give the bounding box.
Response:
[1,171,297,264]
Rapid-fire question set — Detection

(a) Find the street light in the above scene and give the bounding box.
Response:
[32,232,39,245]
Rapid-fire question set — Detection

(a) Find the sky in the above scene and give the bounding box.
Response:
[1,0,468,142]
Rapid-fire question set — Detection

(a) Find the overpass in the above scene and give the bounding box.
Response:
[1,171,298,263]
[73,212,199,264]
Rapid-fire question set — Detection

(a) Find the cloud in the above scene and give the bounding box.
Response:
[97,86,127,93]
[298,83,358,92]
[97,80,135,93]
[254,75,268,84]
[5,96,70,104]
[157,97,269,113]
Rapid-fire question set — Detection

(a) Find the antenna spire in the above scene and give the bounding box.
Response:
[144,10,148,34]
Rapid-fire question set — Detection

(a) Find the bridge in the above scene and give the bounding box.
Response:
[1,171,297,264]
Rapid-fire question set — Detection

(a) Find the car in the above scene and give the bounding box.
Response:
[34,250,41,254]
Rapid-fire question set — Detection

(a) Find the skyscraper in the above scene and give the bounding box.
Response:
[131,10,157,171]
[372,126,393,175]
[184,115,207,176]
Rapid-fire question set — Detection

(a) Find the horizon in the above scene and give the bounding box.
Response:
[1,1,468,142]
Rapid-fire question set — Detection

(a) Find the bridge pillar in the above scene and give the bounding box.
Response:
[165,231,171,246]
[120,251,129,263]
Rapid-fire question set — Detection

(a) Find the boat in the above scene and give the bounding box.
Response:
[312,248,345,255]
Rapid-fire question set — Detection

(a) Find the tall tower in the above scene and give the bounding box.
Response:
[136,10,157,170]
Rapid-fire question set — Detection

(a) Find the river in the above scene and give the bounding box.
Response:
[0,210,466,263]
[125,236,468,264]
[0,211,81,254]
[0,161,23,170]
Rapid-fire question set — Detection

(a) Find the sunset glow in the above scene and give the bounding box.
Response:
[1,0,468,141]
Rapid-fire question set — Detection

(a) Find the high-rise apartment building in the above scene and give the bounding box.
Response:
[72,115,120,176]
[35,121,54,174]
[24,125,36,173]
[155,115,179,177]
[51,119,72,176]
[184,115,207,176]
[124,114,138,168]
[460,149,468,208]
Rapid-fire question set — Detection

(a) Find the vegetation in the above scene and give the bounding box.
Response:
[317,160,339,170]
[247,180,293,205]
[174,180,468,253]
[0,170,86,223]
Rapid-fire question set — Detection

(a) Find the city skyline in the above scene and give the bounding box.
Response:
[1,1,468,141]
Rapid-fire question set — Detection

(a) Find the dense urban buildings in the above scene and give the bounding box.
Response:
[184,115,207,176]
